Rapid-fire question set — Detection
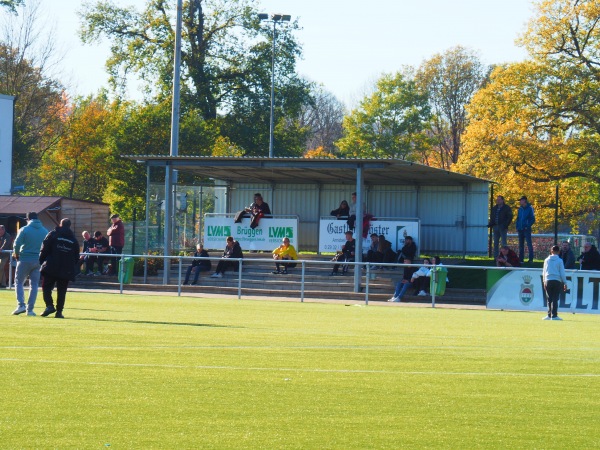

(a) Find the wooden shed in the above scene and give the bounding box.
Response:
[0,196,110,238]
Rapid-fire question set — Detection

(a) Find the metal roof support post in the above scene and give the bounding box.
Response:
[163,0,183,285]
[354,166,364,293]
[463,183,468,258]
[144,163,150,283]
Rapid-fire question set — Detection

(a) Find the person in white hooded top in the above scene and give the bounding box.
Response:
[542,245,567,321]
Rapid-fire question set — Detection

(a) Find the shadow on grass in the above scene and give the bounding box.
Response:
[70,317,236,328]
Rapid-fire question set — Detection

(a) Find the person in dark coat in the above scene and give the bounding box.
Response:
[183,243,211,285]
[558,241,576,270]
[210,236,243,278]
[39,219,80,318]
[577,243,600,271]
[489,195,513,258]
[397,236,417,263]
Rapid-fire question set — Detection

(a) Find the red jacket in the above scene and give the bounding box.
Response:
[107,219,125,248]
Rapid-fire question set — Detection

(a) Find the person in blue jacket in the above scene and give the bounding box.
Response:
[12,212,48,316]
[516,196,535,263]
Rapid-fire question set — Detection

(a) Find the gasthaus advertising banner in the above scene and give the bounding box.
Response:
[203,215,298,251]
[487,269,600,315]
[318,218,420,254]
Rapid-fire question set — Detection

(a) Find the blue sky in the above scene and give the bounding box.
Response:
[47,0,535,106]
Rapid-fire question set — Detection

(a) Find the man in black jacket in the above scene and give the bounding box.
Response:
[39,219,80,318]
[489,195,513,258]
[577,243,600,271]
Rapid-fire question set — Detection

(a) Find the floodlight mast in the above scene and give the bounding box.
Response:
[258,13,291,158]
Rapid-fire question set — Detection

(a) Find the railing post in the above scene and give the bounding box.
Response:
[301,260,305,303]
[178,256,183,297]
[237,258,243,299]
[365,263,370,305]
[431,268,436,308]
[119,254,124,294]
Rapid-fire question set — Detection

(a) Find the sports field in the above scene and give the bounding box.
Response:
[1,290,599,449]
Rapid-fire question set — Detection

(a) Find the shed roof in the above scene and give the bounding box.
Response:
[0,196,62,216]
[125,156,489,186]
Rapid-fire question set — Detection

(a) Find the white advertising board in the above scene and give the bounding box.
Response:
[0,95,14,195]
[203,215,298,251]
[318,218,420,253]
[487,269,600,315]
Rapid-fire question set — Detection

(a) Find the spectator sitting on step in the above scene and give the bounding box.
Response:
[388,258,417,302]
[210,236,243,278]
[77,231,94,276]
[272,237,298,274]
[411,258,432,296]
[496,246,520,268]
[364,233,380,265]
[396,236,417,264]
[330,200,350,220]
[85,231,110,276]
[183,244,211,285]
[330,230,355,276]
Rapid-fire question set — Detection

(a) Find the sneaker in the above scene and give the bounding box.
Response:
[542,316,552,320]
[86,272,94,277]
[94,271,101,276]
[26,311,36,316]
[418,290,427,296]
[552,316,563,321]
[12,306,26,315]
[213,273,222,278]
[210,273,219,278]
[190,282,197,286]
[55,312,64,319]
[41,306,56,317]
[281,269,288,274]
[329,272,337,276]
[387,296,399,302]
[272,270,281,274]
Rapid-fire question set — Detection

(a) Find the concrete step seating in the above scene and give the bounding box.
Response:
[74,253,486,305]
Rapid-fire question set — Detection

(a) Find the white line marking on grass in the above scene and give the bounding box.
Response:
[1,358,599,378]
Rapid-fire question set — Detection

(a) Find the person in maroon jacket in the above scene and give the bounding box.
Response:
[496,246,520,267]
[106,213,125,275]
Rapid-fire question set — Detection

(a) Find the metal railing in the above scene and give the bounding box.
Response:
[3,250,562,308]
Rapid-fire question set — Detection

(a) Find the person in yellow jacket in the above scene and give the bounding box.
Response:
[272,237,298,274]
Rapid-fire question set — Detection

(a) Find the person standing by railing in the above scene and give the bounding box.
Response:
[0,225,12,288]
[516,195,535,263]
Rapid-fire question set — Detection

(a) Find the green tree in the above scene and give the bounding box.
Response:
[416,46,487,169]
[336,71,431,160]
[0,0,23,13]
[79,0,311,157]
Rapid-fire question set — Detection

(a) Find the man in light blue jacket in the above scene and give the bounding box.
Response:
[12,212,48,316]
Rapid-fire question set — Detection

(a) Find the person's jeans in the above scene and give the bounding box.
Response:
[492,226,508,258]
[15,260,41,311]
[518,228,533,262]
[393,280,413,300]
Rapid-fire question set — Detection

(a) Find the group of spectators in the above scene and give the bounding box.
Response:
[78,214,124,276]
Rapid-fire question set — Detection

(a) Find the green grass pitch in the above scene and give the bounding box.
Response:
[1,290,599,448]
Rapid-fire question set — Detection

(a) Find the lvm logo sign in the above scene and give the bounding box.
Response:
[269,227,294,238]
[207,226,231,237]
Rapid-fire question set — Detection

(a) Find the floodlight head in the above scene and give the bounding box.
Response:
[258,13,268,21]
[271,13,282,21]
[282,15,291,22]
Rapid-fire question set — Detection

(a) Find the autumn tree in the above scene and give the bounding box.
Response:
[416,46,487,169]
[457,0,600,232]
[336,71,432,160]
